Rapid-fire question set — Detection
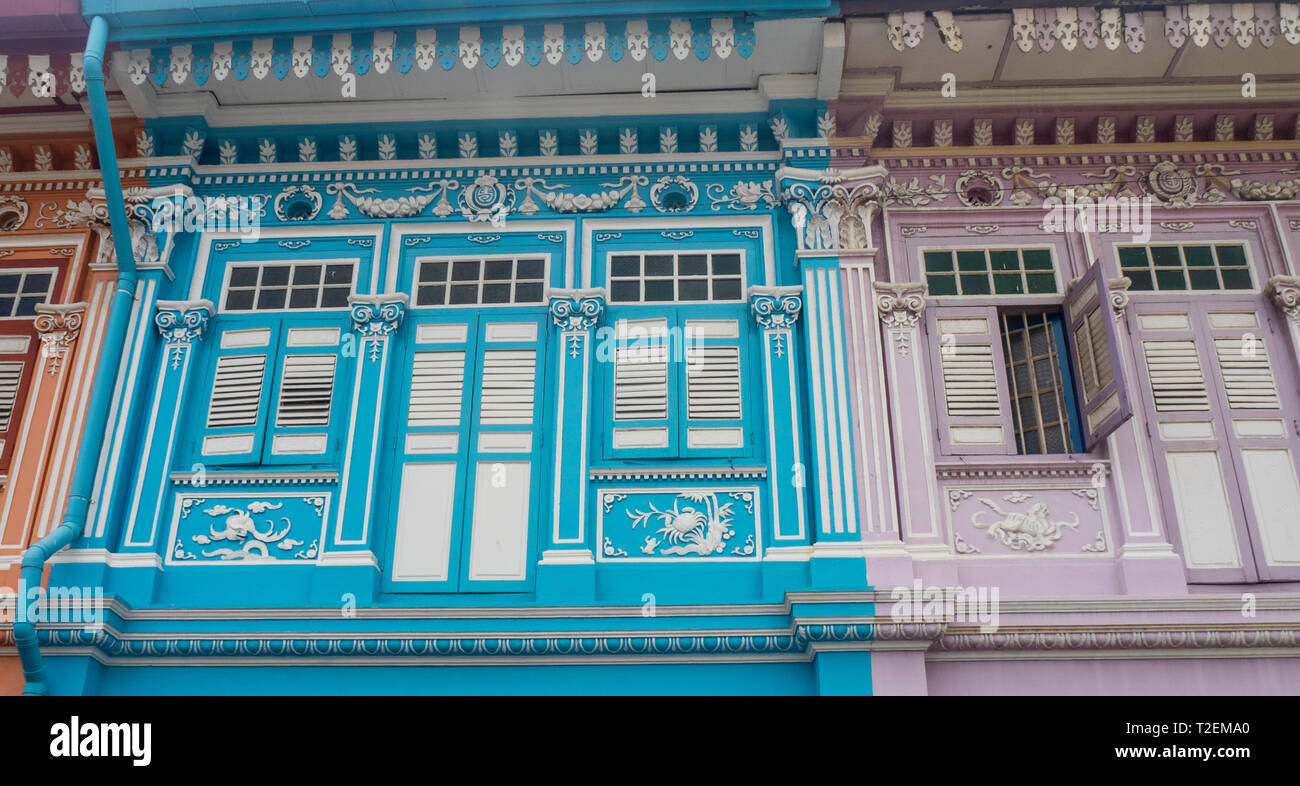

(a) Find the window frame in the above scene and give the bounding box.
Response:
[0,266,59,320]
[217,257,361,314]
[604,247,749,305]
[408,253,550,309]
[1114,241,1257,294]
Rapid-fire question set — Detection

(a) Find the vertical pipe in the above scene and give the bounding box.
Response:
[14,15,140,696]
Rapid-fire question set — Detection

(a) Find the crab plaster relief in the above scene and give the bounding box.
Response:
[597,488,761,561]
[168,495,328,564]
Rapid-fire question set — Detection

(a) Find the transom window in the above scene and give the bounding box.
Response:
[608,252,743,303]
[924,248,1056,296]
[1118,244,1252,291]
[1000,311,1083,455]
[0,269,56,317]
[414,256,546,306]
[224,261,355,311]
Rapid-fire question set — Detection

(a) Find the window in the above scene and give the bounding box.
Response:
[927,259,1132,456]
[1118,244,1252,292]
[924,248,1056,296]
[223,261,355,311]
[999,312,1084,454]
[414,256,546,306]
[0,269,56,317]
[608,251,744,303]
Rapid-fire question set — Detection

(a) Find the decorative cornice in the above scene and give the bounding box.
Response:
[589,466,767,481]
[547,288,607,331]
[33,302,87,376]
[1267,275,1300,322]
[935,459,1109,481]
[748,285,804,329]
[169,470,340,487]
[873,281,926,330]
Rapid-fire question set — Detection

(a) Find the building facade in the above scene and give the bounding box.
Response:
[3,1,1300,695]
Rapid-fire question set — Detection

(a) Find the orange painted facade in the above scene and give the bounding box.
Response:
[0,120,142,694]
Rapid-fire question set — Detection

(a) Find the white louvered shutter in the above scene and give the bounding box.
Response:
[275,355,336,426]
[926,305,1015,455]
[479,349,536,425]
[408,350,465,427]
[1142,339,1210,412]
[200,324,278,464]
[0,361,24,433]
[1064,260,1133,449]
[681,317,748,456]
[607,316,674,456]
[1213,336,1280,410]
[265,325,344,463]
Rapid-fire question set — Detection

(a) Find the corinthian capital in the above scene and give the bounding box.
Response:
[548,288,607,331]
[35,302,88,375]
[873,281,927,330]
[1268,275,1300,322]
[777,164,890,252]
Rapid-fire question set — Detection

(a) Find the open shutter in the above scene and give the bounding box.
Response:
[1064,260,1133,450]
[604,314,675,457]
[0,324,39,472]
[199,323,280,465]
[264,323,345,464]
[680,314,749,457]
[926,304,1015,455]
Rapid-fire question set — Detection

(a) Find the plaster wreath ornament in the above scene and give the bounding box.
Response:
[1145,161,1198,207]
[458,174,516,223]
[649,175,699,213]
[273,185,323,222]
[971,497,1080,552]
[627,492,737,557]
[515,175,648,214]
[0,195,28,231]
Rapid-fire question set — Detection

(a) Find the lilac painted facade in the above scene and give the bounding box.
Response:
[815,4,1300,695]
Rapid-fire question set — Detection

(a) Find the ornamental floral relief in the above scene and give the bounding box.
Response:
[169,495,328,564]
[944,482,1109,555]
[597,488,761,561]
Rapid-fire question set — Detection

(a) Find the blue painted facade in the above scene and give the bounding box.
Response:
[35,5,877,695]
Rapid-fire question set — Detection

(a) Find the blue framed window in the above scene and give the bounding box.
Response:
[999,311,1085,455]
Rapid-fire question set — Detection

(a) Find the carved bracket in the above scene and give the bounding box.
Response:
[34,302,88,375]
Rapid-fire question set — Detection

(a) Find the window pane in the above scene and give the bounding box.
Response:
[452,260,480,281]
[325,264,354,285]
[416,285,445,306]
[926,274,957,296]
[514,282,544,303]
[289,288,318,308]
[1151,247,1181,267]
[1155,269,1187,290]
[711,278,742,301]
[1187,269,1220,290]
[1025,273,1056,294]
[0,275,20,294]
[678,279,708,300]
[993,273,1024,295]
[260,266,290,286]
[1183,246,1214,267]
[678,254,707,275]
[224,289,255,310]
[1215,245,1247,267]
[956,251,988,272]
[0,297,13,316]
[449,284,478,304]
[483,259,512,280]
[1221,268,1253,290]
[959,274,991,295]
[610,280,640,302]
[1022,249,1054,270]
[419,261,448,282]
[924,251,953,273]
[292,265,321,285]
[644,255,673,277]
[320,287,350,308]
[21,273,51,293]
[644,279,674,301]
[989,250,1020,271]
[711,254,741,275]
[1117,247,1149,270]
[257,288,287,309]
[228,267,258,287]
[16,296,43,316]
[610,256,640,277]
[482,283,511,303]
[1126,270,1154,291]
[516,258,545,280]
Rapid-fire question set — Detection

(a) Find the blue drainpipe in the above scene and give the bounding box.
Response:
[14,15,141,695]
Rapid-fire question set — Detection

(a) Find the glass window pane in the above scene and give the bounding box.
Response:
[678,254,707,275]
[320,287,350,308]
[416,285,445,306]
[711,278,742,301]
[1183,246,1214,267]
[1126,270,1154,291]
[257,288,287,309]
[228,267,258,287]
[711,254,741,275]
[292,265,321,285]
[289,288,318,308]
[956,251,988,272]
[21,273,51,293]
[449,284,478,304]
[224,289,255,310]
[678,279,708,300]
[644,255,673,277]
[1220,268,1253,290]
[1042,424,1066,454]
[15,297,42,316]
[1187,269,1220,290]
[610,256,640,277]
[452,260,480,281]
[1214,245,1247,268]
[959,274,991,295]
[993,273,1024,294]
[1025,273,1056,294]
[926,274,957,296]
[1155,269,1187,290]
[483,260,512,280]
[260,266,290,286]
[610,280,640,302]
[990,251,1020,271]
[644,279,674,301]
[1022,249,1054,270]
[516,258,545,280]
[419,261,448,282]
[325,264,354,285]
[0,275,20,294]
[1117,247,1149,270]
[514,282,544,303]
[481,283,511,303]
[1151,246,1181,267]
[924,251,953,273]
